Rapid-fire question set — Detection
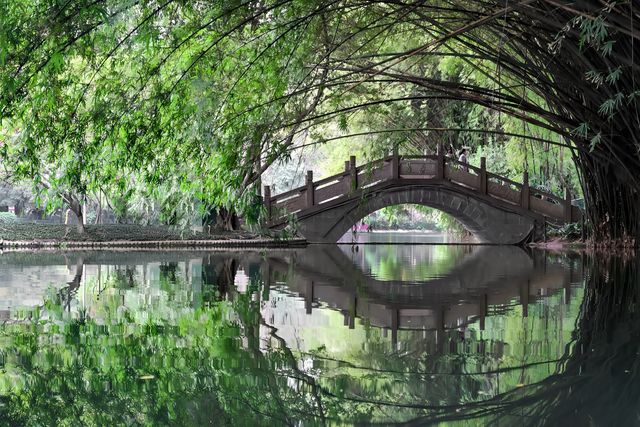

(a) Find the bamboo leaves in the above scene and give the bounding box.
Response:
[0,0,638,237]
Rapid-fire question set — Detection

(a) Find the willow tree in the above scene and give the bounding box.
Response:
[0,0,333,229]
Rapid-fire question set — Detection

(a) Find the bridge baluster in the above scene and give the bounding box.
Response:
[437,143,445,179]
[263,185,272,221]
[479,293,488,330]
[521,280,530,317]
[479,157,488,194]
[305,280,314,314]
[391,148,399,179]
[521,171,530,210]
[564,188,572,223]
[349,155,357,191]
[306,170,315,207]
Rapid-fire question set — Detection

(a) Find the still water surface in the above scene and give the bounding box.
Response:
[0,235,635,425]
[338,230,457,244]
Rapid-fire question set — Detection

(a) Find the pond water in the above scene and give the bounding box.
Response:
[337,230,457,244]
[0,240,636,425]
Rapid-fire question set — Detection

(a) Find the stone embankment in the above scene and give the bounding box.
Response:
[0,224,306,250]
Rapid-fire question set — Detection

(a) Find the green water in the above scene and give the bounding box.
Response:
[0,243,635,426]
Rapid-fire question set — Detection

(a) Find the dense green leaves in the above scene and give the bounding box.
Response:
[0,0,333,226]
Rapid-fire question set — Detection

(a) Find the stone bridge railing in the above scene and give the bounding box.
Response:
[264,151,582,225]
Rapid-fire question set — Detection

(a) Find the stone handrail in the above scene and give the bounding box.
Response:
[264,152,580,225]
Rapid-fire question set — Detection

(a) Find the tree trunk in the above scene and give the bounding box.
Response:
[202,255,238,301]
[203,206,240,232]
[96,192,102,225]
[63,257,84,311]
[216,207,240,231]
[63,193,85,233]
[578,148,640,246]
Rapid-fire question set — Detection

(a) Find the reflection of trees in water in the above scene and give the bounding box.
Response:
[158,262,178,282]
[0,251,632,425]
[58,256,84,312]
[201,255,238,302]
[111,266,138,289]
[353,244,473,281]
[255,251,591,423]
[0,266,325,425]
[396,255,640,426]
[498,256,640,426]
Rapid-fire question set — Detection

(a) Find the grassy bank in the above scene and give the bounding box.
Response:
[0,224,305,249]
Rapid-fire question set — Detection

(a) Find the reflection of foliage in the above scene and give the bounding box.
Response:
[0,282,326,425]
[424,255,640,426]
[0,251,604,425]
[359,244,467,281]
[289,284,584,424]
[106,267,138,290]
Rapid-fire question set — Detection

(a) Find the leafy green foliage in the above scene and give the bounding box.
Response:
[0,0,637,240]
[0,0,333,227]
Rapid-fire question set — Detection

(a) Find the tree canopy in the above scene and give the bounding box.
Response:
[1,1,638,240]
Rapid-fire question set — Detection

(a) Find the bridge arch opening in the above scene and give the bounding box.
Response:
[339,204,469,242]
[295,184,540,244]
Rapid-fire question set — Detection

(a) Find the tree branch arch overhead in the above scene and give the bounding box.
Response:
[0,0,638,240]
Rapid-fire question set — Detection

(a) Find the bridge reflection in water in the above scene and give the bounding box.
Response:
[261,245,582,343]
[0,246,581,335]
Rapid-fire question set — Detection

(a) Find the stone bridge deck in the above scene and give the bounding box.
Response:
[264,152,582,244]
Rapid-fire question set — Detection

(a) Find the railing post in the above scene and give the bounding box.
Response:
[437,142,444,179]
[391,148,399,179]
[521,171,530,210]
[263,185,272,221]
[480,157,487,194]
[564,187,572,223]
[349,155,357,191]
[344,160,350,172]
[305,170,314,207]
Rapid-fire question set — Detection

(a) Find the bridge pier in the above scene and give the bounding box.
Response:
[306,171,314,207]
[564,188,572,223]
[521,171,530,210]
[263,185,272,221]
[391,149,399,179]
[437,144,445,179]
[349,155,357,191]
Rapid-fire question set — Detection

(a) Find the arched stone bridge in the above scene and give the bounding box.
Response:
[264,152,582,244]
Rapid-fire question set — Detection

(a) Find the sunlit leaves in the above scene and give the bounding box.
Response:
[0,0,334,224]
